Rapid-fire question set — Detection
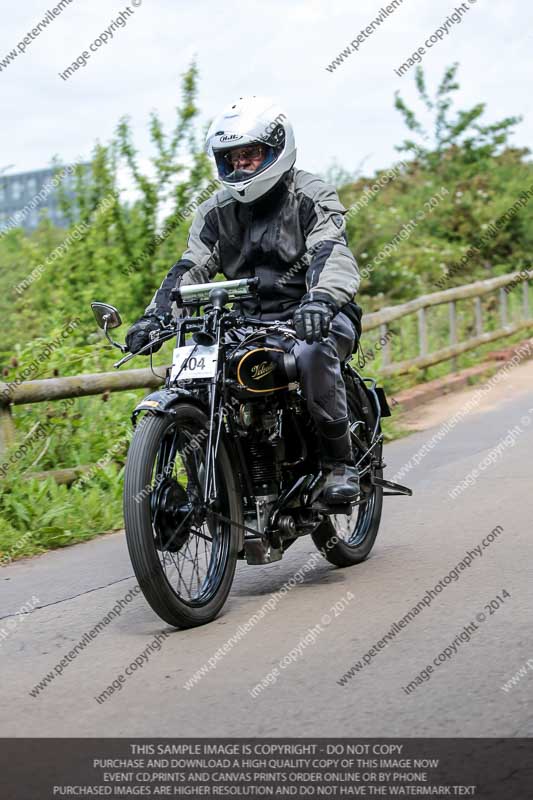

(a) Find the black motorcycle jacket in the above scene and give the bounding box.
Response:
[145,168,361,326]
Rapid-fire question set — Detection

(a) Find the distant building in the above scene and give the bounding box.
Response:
[0,164,89,236]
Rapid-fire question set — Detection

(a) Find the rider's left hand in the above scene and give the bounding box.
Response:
[293,293,337,344]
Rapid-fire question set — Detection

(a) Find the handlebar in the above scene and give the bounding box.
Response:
[113,307,295,369]
[171,276,260,307]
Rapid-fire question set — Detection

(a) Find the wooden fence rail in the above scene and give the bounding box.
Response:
[361,269,533,377]
[0,269,531,461]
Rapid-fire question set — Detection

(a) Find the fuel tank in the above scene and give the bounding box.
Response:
[228,344,294,394]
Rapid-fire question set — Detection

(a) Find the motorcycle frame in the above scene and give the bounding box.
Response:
[131,299,407,551]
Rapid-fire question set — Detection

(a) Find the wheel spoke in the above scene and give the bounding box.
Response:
[185,539,197,597]
[190,527,213,543]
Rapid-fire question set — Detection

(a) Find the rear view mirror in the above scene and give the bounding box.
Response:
[91,302,122,330]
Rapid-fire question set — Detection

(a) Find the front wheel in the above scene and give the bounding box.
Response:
[311,373,383,567]
[123,403,241,628]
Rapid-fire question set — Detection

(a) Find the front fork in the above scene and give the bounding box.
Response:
[174,308,225,506]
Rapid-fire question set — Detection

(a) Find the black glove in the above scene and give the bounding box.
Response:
[293,293,337,344]
[125,315,166,355]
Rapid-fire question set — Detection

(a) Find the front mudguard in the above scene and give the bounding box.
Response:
[131,387,207,425]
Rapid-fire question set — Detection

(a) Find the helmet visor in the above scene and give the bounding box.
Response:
[214,143,278,184]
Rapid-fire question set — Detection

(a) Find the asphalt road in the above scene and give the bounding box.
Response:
[1,360,533,737]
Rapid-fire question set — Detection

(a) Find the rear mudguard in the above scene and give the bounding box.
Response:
[374,386,391,417]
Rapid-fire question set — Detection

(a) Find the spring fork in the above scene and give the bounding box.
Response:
[203,325,223,504]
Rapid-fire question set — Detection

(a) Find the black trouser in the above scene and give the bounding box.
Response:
[284,311,356,424]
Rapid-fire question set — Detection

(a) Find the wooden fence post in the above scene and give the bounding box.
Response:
[449,301,458,373]
[379,323,391,367]
[500,287,508,327]
[0,400,16,459]
[418,308,428,358]
[475,297,483,336]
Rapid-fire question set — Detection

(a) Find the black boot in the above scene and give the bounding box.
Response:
[316,417,360,504]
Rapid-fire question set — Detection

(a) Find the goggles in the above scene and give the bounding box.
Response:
[224,145,266,168]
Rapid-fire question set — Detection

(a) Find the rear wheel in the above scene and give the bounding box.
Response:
[311,373,383,566]
[123,403,241,628]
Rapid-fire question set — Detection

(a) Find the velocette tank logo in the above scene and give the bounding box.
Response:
[251,361,275,380]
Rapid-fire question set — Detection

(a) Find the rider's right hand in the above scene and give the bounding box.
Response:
[125,315,165,355]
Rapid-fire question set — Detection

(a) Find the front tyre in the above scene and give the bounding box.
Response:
[123,404,241,628]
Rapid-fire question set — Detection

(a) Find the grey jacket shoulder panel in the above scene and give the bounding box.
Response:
[293,169,346,211]
[194,185,235,214]
[292,169,360,304]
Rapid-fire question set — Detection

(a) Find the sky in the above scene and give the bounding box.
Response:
[1,0,532,183]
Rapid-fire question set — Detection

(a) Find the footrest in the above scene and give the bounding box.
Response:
[371,476,413,496]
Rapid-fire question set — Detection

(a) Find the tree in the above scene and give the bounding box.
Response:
[8,63,216,347]
[394,63,522,169]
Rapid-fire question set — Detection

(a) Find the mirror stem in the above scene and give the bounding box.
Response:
[103,320,127,353]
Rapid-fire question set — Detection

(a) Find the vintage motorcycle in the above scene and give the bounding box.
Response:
[92,278,411,629]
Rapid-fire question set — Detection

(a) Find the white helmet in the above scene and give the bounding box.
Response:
[206,96,296,204]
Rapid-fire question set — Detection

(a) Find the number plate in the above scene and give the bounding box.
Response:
[170,344,218,382]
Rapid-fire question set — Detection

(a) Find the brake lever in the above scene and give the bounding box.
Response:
[268,323,297,339]
[113,327,177,368]
[114,350,136,368]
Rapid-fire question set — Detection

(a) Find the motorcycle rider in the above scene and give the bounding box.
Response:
[125,96,362,504]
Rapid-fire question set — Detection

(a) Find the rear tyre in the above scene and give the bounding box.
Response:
[123,404,241,628]
[311,373,383,567]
